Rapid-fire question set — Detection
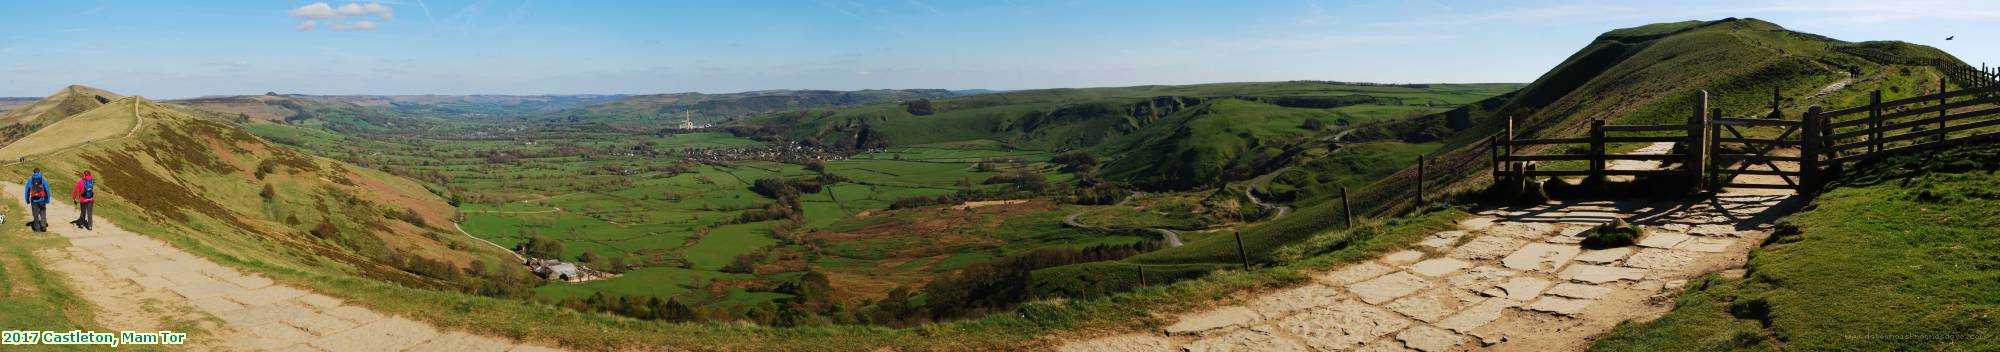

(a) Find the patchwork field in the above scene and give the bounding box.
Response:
[247,123,1162,312]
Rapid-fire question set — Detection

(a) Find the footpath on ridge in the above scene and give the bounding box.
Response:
[6,182,567,352]
[1060,188,1798,352]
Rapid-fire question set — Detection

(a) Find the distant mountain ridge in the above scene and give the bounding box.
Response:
[543,88,966,126]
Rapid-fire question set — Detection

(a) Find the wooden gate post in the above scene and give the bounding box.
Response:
[1802,106,1822,193]
[1690,90,1709,192]
[1589,119,1606,183]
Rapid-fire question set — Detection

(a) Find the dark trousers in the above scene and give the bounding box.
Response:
[30,203,45,231]
[75,201,92,229]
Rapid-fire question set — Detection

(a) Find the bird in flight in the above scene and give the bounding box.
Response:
[1946,36,1955,40]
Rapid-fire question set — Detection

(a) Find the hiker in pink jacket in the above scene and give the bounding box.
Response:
[70,171,94,230]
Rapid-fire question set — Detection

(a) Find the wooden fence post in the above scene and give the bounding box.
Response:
[1503,116,1516,187]
[1233,231,1250,270]
[1869,90,1883,153]
[1341,187,1354,227]
[1138,266,1146,286]
[1938,80,1949,142]
[1590,119,1606,183]
[1691,91,1710,192]
[1416,155,1426,206]
[1802,106,1822,193]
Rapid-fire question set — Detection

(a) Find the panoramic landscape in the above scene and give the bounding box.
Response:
[1,1,1997,351]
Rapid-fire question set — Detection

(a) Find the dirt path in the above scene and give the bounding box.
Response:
[1059,191,1797,352]
[6,182,565,352]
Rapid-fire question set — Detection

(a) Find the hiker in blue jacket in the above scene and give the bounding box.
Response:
[24,168,51,232]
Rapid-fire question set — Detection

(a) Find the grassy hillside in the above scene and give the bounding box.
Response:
[1344,18,1971,221]
[0,85,123,144]
[550,89,963,126]
[764,82,1518,190]
[1592,141,2000,351]
[1018,17,1978,314]
[6,91,527,294]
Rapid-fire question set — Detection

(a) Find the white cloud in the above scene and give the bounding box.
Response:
[335,2,394,20]
[330,21,379,31]
[288,3,338,18]
[289,2,392,31]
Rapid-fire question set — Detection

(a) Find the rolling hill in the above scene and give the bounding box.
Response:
[6,89,528,292]
[1334,18,1973,219]
[755,82,1521,190]
[0,85,124,144]
[546,88,966,126]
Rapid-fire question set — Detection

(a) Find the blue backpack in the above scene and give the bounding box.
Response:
[82,179,93,199]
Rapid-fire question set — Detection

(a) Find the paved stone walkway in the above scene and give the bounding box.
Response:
[1060,193,1792,352]
[8,183,566,352]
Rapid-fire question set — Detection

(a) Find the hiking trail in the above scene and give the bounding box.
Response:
[1059,188,1797,351]
[6,182,567,352]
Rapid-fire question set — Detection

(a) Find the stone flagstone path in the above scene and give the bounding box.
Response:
[1059,193,1794,352]
[8,183,566,352]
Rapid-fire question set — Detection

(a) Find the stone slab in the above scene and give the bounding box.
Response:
[1434,298,1521,333]
[1446,266,1517,292]
[1165,306,1261,336]
[1251,284,1342,318]
[1676,237,1736,253]
[1637,232,1691,249]
[1525,296,1595,316]
[1558,265,1647,284]
[1501,243,1581,273]
[1319,262,1397,286]
[1275,302,1411,351]
[1349,272,1432,305]
[1407,258,1472,277]
[1396,325,1468,352]
[1383,290,1465,323]
[1483,277,1552,301]
[1544,283,1613,300]
[1622,248,1699,270]
[1185,328,1309,352]
[1572,247,1633,264]
[1449,237,1525,260]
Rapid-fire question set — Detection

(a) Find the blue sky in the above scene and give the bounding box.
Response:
[2,0,1996,98]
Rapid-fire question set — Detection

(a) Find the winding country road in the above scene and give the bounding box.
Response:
[1062,192,1184,247]
[7,183,564,351]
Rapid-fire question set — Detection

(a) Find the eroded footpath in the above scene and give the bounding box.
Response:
[1061,193,1793,352]
[7,183,567,352]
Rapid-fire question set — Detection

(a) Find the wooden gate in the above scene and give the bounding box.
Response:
[1708,87,1805,191]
